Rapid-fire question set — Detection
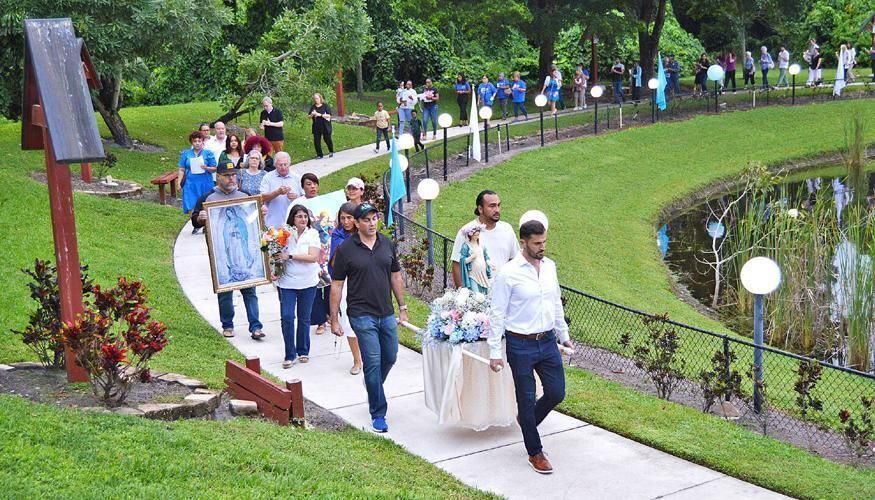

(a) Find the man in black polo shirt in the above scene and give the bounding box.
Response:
[329,203,408,433]
[259,96,285,154]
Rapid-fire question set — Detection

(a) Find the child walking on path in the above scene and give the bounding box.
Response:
[374,102,391,153]
[410,110,424,152]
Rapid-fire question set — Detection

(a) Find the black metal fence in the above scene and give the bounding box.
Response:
[390,208,875,458]
[384,81,875,205]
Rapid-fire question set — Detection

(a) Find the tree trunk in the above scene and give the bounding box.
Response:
[639,31,656,82]
[92,76,132,148]
[538,38,555,83]
[356,58,364,98]
[637,0,668,83]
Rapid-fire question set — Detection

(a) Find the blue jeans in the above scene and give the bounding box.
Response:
[422,105,438,136]
[278,286,317,361]
[349,314,398,419]
[375,127,390,151]
[612,80,624,103]
[513,101,528,119]
[761,68,770,88]
[217,287,262,332]
[505,330,566,456]
[397,108,411,135]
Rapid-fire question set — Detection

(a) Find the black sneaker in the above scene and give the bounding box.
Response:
[329,153,334,158]
[191,227,200,235]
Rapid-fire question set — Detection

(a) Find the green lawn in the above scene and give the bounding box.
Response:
[0,108,485,497]
[97,101,376,187]
[0,395,487,498]
[377,99,875,497]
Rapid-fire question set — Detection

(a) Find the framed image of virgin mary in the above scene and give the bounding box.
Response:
[202,195,271,293]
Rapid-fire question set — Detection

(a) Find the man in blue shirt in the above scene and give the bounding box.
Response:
[477,75,497,109]
[495,72,511,119]
[511,71,528,121]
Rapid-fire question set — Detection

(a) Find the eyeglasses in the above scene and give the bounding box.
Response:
[294,214,309,219]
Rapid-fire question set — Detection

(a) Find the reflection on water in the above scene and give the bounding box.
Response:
[661,170,875,308]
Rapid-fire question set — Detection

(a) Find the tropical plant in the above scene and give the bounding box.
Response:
[698,347,743,413]
[619,313,685,400]
[11,260,92,368]
[839,395,875,462]
[61,277,168,406]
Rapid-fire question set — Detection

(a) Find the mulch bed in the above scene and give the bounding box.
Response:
[0,366,348,430]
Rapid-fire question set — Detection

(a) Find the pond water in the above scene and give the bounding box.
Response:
[661,169,875,308]
[659,167,875,369]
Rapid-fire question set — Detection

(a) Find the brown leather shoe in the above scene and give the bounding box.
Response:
[528,452,553,474]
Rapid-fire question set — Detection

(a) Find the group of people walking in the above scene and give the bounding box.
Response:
[186,145,573,472]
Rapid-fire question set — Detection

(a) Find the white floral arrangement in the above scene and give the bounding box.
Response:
[422,288,491,345]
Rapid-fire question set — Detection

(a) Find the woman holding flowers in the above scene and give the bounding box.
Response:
[276,204,321,368]
[329,202,363,375]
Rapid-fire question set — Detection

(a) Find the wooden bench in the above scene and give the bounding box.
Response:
[150,171,178,205]
[225,357,304,426]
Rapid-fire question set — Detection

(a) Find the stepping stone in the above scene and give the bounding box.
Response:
[229,399,258,416]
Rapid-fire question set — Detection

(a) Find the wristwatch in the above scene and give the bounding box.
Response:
[399,305,408,311]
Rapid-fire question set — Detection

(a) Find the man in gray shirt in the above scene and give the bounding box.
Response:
[191,161,264,340]
[259,151,302,228]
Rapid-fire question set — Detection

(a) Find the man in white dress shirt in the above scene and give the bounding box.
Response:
[488,220,573,474]
[451,190,519,288]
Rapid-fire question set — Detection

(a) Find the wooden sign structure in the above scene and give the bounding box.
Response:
[225,358,305,427]
[22,19,106,382]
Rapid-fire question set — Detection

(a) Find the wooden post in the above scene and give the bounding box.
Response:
[80,163,92,183]
[335,69,345,117]
[286,379,305,426]
[245,357,261,373]
[34,104,88,382]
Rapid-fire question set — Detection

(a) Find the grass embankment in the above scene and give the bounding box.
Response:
[387,99,875,498]
[426,99,875,421]
[0,396,486,498]
[0,110,485,497]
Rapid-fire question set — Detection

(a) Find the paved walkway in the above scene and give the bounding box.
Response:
[173,114,789,498]
[291,117,477,179]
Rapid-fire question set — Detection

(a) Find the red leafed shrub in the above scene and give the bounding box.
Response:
[61,278,168,406]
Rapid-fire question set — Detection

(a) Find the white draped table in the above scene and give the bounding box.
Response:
[422,339,518,431]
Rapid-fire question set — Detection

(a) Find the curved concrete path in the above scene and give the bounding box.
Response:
[173,115,789,499]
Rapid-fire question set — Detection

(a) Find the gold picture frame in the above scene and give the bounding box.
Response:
[202,195,271,293]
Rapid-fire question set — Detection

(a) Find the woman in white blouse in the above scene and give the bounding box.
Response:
[277,204,321,368]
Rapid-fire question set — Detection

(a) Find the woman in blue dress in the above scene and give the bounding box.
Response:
[541,66,561,115]
[179,130,217,221]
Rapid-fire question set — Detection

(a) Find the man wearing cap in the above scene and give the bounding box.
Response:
[259,152,302,229]
[191,161,265,340]
[488,219,573,474]
[451,190,518,289]
[329,202,408,433]
[345,177,366,205]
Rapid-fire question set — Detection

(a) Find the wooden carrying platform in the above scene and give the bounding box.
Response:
[225,357,304,426]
